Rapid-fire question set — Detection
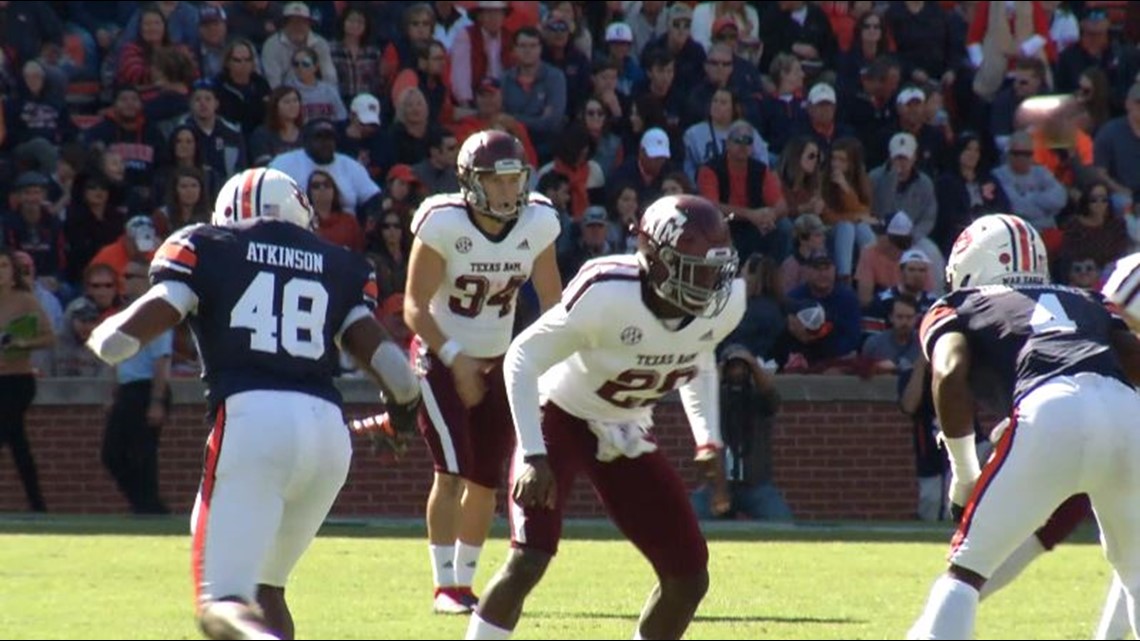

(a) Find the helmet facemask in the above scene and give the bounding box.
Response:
[461,161,529,222]
[652,243,739,317]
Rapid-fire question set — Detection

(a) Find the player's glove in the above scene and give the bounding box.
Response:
[348,395,420,459]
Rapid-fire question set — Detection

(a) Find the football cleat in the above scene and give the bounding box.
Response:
[432,587,478,615]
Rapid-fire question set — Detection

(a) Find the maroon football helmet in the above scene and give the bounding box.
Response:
[457,130,530,220]
[637,194,738,316]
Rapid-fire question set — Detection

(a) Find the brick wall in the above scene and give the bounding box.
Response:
[0,391,919,520]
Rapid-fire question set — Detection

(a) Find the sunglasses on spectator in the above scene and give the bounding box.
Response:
[863,22,882,30]
[293,59,315,69]
[545,21,570,34]
[805,152,819,161]
[672,19,691,29]
[410,19,432,27]
[706,59,732,67]
[381,222,402,230]
[230,56,253,63]
[1010,149,1034,157]
[88,281,115,289]
[585,108,606,117]
[310,181,333,190]
[729,134,753,145]
[1089,195,1110,203]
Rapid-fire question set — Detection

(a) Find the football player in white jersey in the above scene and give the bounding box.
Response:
[466,194,745,640]
[404,130,563,613]
[84,168,422,640]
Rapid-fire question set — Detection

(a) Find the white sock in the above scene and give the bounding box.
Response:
[907,574,979,640]
[466,613,512,640]
[1095,572,1130,640]
[455,542,483,588]
[430,544,456,588]
[632,629,645,640]
[979,535,1046,600]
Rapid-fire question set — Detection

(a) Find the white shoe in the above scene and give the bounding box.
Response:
[433,587,477,614]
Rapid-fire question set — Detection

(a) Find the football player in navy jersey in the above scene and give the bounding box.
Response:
[86,168,421,641]
[908,214,1140,640]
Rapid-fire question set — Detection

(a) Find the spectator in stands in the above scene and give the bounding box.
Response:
[367,210,411,299]
[0,2,63,69]
[382,4,439,89]
[823,137,876,285]
[308,169,364,253]
[450,1,513,109]
[82,85,165,207]
[2,172,66,297]
[53,294,106,377]
[451,77,538,167]
[381,164,421,219]
[870,132,942,281]
[728,253,788,365]
[779,213,827,295]
[213,39,271,140]
[226,1,283,51]
[966,1,1054,103]
[285,45,348,123]
[89,215,158,292]
[249,86,304,166]
[1094,83,1140,202]
[329,6,385,106]
[537,124,604,220]
[390,86,441,165]
[605,184,641,254]
[391,40,455,126]
[757,0,838,75]
[878,85,949,178]
[153,125,222,210]
[432,1,473,52]
[884,0,957,86]
[697,120,790,262]
[6,60,73,149]
[412,127,459,196]
[933,131,1011,257]
[792,83,854,162]
[861,294,921,375]
[0,247,54,512]
[610,126,677,208]
[633,48,686,132]
[862,248,937,335]
[710,17,764,97]
[1059,181,1128,271]
[116,6,195,99]
[143,47,196,140]
[625,1,669,59]
[502,27,568,159]
[180,81,248,179]
[660,170,695,196]
[752,53,809,157]
[1075,67,1111,137]
[834,11,890,96]
[784,249,861,374]
[118,1,201,53]
[692,343,789,521]
[557,206,613,285]
[336,93,394,181]
[102,257,171,515]
[1064,256,1102,290]
[846,55,902,159]
[270,118,382,218]
[642,3,705,90]
[992,130,1068,233]
[12,250,62,375]
[1055,9,1122,94]
[151,166,209,238]
[578,98,624,176]
[682,43,736,130]
[541,10,591,119]
[778,135,827,224]
[682,87,768,180]
[990,57,1049,154]
[63,172,125,285]
[194,5,227,79]
[603,22,646,97]
[856,211,932,308]
[262,1,337,90]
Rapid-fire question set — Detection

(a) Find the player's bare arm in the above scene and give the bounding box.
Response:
[87,283,190,365]
[899,351,928,416]
[929,330,981,519]
[340,315,421,435]
[531,244,562,313]
[405,237,490,408]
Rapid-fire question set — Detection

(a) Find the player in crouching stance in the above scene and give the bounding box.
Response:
[908,214,1140,640]
[86,168,421,640]
[466,195,744,640]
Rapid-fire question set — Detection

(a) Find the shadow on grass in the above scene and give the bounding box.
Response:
[526,610,863,625]
[0,514,1103,546]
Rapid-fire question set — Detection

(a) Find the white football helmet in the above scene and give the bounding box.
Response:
[1103,253,1140,325]
[212,168,314,229]
[945,213,1050,291]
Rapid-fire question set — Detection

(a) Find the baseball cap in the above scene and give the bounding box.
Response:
[899,248,931,265]
[887,211,914,237]
[808,83,837,105]
[473,0,510,11]
[582,206,607,226]
[897,86,926,105]
[477,77,502,94]
[387,164,418,184]
[199,6,226,23]
[889,132,918,160]
[126,216,158,253]
[640,127,671,159]
[712,16,739,37]
[13,171,49,190]
[282,1,313,20]
[69,297,102,323]
[795,213,826,236]
[795,301,828,333]
[605,22,634,43]
[668,3,694,22]
[350,93,381,126]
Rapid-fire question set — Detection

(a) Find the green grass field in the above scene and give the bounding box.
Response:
[0,516,1119,640]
